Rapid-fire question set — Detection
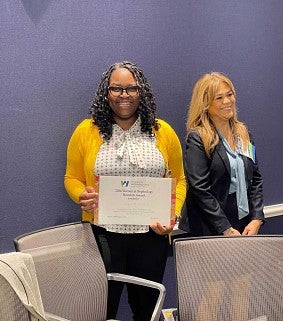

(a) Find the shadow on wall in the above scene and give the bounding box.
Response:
[21,0,52,24]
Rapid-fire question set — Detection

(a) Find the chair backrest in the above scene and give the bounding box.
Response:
[173,235,283,321]
[14,222,108,321]
[0,275,30,321]
[0,252,49,321]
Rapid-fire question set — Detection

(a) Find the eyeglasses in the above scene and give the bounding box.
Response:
[108,85,140,97]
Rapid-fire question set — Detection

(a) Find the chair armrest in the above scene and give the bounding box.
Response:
[45,312,71,321]
[107,272,166,321]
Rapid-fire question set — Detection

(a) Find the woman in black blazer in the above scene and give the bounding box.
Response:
[179,72,264,236]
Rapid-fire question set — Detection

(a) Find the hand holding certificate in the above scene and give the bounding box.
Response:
[97,176,176,226]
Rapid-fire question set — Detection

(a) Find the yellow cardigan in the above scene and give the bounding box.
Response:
[64,118,186,223]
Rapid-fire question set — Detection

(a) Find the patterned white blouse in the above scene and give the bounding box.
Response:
[95,117,166,233]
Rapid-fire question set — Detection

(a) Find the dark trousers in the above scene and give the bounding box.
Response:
[92,225,168,321]
[226,193,250,233]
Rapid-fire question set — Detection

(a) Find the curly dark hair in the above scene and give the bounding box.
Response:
[89,61,159,140]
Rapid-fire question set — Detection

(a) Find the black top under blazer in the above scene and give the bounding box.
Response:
[179,131,264,236]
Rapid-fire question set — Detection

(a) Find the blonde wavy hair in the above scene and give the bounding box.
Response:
[186,72,250,157]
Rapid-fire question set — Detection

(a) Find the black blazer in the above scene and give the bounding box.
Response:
[179,131,264,235]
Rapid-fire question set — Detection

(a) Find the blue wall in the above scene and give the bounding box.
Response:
[1,0,283,249]
[1,1,282,318]
[1,0,283,250]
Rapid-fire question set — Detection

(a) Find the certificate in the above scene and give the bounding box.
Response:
[97,176,176,226]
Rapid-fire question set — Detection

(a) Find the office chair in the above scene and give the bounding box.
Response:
[173,235,283,321]
[0,252,69,321]
[14,222,166,321]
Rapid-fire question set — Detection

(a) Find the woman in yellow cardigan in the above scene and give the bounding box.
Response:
[64,61,186,321]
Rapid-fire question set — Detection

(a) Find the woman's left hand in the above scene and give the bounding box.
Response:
[242,219,263,235]
[150,222,174,235]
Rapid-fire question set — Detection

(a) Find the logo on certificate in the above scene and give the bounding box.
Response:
[121,180,130,187]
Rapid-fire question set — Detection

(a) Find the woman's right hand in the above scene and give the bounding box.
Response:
[79,186,98,213]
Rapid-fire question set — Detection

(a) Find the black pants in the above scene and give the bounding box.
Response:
[225,193,250,233]
[92,225,168,321]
